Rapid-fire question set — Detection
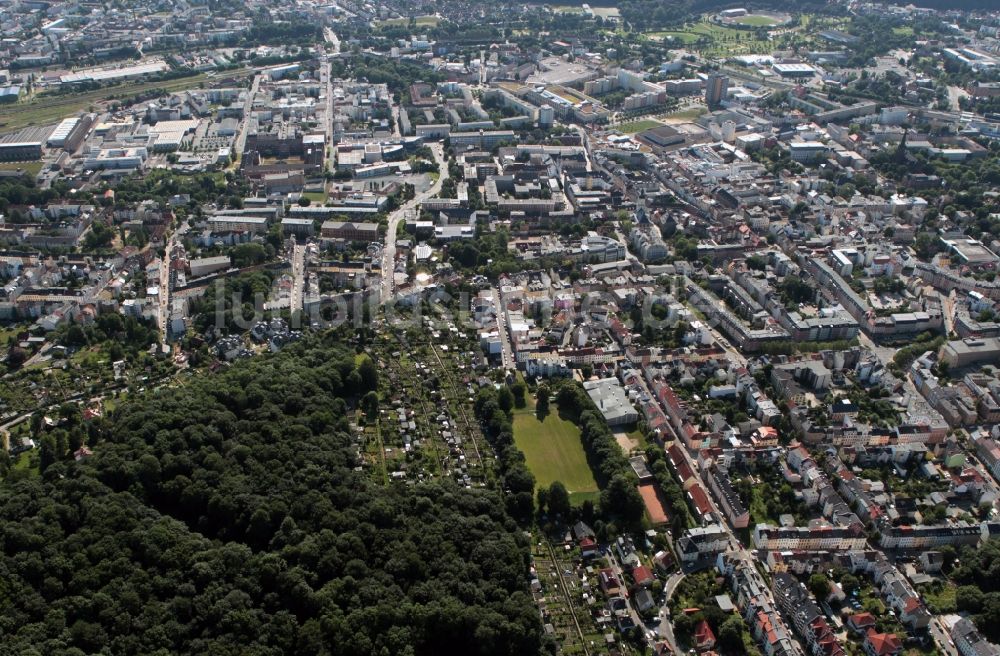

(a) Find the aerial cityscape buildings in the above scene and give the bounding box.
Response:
[2,0,1000,654]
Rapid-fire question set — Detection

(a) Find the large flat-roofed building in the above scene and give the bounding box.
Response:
[583,377,638,426]
[289,204,382,220]
[942,237,1000,268]
[83,147,148,170]
[525,56,600,87]
[0,140,42,161]
[662,78,703,95]
[788,141,829,162]
[59,60,169,85]
[450,130,516,149]
[246,119,303,157]
[207,215,269,234]
[639,124,685,148]
[415,124,451,140]
[188,255,231,277]
[148,119,199,153]
[0,126,50,161]
[281,217,315,236]
[772,62,817,77]
[355,163,392,178]
[321,220,379,241]
[940,337,1000,369]
[47,118,80,147]
[303,133,325,172]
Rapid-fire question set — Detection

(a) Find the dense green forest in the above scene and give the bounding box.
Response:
[951,539,1000,642]
[0,335,543,655]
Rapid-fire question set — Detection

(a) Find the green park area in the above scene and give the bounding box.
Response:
[647,19,775,57]
[513,400,600,505]
[616,119,663,134]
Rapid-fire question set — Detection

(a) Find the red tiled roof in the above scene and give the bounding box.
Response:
[848,612,876,629]
[695,620,716,647]
[632,564,654,585]
[688,484,713,516]
[865,629,902,656]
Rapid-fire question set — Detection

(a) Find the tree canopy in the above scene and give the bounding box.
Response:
[0,336,542,655]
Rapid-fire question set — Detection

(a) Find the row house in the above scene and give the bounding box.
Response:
[718,555,804,656]
[877,522,999,550]
[753,523,868,551]
[772,573,846,656]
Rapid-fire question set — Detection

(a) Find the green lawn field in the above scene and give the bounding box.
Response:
[0,161,42,175]
[616,119,663,134]
[513,404,599,504]
[734,15,780,27]
[647,20,772,56]
[302,190,328,204]
[648,31,701,44]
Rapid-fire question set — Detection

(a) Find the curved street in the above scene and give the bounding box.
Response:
[655,571,686,654]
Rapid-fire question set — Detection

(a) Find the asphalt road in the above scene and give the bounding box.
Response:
[289,243,305,313]
[492,286,514,371]
[380,143,448,304]
[655,571,687,653]
[232,73,262,166]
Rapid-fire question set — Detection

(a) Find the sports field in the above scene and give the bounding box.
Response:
[639,483,669,524]
[734,15,781,27]
[513,403,599,504]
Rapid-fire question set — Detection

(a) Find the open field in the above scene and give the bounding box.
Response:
[661,106,707,123]
[647,20,772,56]
[513,403,599,504]
[0,323,26,344]
[0,161,43,176]
[648,30,700,44]
[616,119,663,134]
[302,190,328,204]
[734,15,781,27]
[0,70,245,135]
[13,450,38,477]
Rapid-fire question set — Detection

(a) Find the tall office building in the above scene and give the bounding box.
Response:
[705,73,729,107]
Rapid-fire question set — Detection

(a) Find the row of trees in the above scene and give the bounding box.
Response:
[474,385,537,524]
[554,382,645,529]
[644,445,695,536]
